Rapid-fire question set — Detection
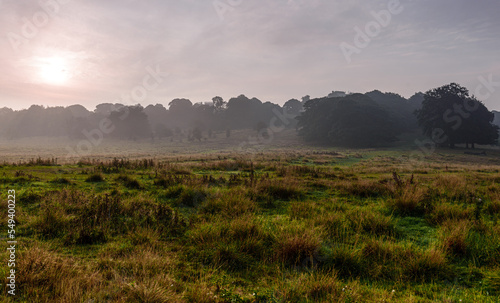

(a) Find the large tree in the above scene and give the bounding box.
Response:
[415,83,498,148]
[108,105,152,140]
[297,94,399,147]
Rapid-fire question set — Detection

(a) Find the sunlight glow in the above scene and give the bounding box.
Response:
[37,57,71,85]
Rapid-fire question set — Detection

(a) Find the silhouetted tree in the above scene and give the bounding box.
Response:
[415,83,498,148]
[212,96,226,112]
[365,90,418,132]
[168,98,193,128]
[192,127,202,142]
[283,99,303,116]
[108,105,151,140]
[154,123,173,139]
[298,94,399,147]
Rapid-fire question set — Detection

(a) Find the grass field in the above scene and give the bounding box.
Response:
[1,139,500,302]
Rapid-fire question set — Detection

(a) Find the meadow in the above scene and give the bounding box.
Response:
[1,138,500,302]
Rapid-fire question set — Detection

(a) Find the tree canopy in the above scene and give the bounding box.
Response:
[297,94,400,147]
[416,83,498,148]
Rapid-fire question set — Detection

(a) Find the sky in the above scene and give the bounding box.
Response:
[0,0,499,111]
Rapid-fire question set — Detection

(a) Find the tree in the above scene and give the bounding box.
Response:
[168,98,192,114]
[225,94,263,129]
[168,98,193,128]
[108,105,151,140]
[212,96,226,112]
[283,99,303,116]
[297,94,399,147]
[192,127,202,142]
[154,123,173,139]
[415,83,498,148]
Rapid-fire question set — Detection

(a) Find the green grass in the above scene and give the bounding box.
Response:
[1,148,500,302]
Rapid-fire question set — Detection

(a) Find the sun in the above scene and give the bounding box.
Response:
[38,57,71,85]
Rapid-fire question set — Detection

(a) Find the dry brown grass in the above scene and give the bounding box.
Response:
[346,208,396,237]
[433,174,470,200]
[16,243,104,303]
[275,271,343,302]
[200,190,256,218]
[439,219,471,257]
[428,203,473,225]
[387,185,431,216]
[273,219,323,267]
[336,179,391,198]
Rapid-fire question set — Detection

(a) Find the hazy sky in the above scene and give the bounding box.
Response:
[1,0,499,110]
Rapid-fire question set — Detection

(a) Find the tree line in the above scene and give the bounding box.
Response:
[0,83,497,148]
[297,83,498,148]
[0,95,302,142]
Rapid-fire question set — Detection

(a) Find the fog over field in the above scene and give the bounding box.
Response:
[1,1,500,302]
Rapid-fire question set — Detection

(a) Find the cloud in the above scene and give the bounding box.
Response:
[0,0,499,110]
